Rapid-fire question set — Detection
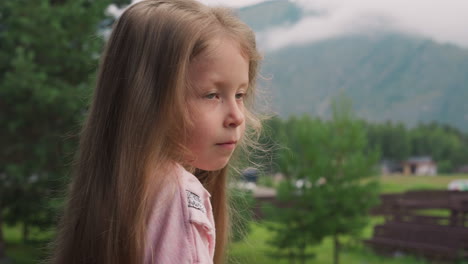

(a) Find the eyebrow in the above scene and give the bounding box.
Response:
[211,80,249,90]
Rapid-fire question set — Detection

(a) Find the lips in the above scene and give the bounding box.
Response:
[216,140,237,150]
[217,140,237,145]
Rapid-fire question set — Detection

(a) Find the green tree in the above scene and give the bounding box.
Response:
[366,121,410,162]
[324,96,380,264]
[254,116,283,174]
[267,96,379,264]
[410,123,464,172]
[365,120,468,173]
[230,188,255,242]
[0,0,110,259]
[266,116,330,263]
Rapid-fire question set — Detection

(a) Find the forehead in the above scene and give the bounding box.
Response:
[188,37,249,88]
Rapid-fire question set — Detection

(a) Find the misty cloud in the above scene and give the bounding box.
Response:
[107,0,273,18]
[198,0,273,8]
[107,0,468,51]
[259,0,468,51]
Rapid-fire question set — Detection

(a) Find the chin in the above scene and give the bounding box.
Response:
[192,159,229,172]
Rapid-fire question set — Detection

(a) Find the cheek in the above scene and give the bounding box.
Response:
[185,117,212,150]
[184,132,205,163]
[240,122,246,138]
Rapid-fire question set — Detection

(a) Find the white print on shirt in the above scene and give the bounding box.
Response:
[186,190,206,213]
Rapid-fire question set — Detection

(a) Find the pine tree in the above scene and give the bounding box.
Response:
[323,96,380,264]
[268,95,380,264]
[0,0,111,259]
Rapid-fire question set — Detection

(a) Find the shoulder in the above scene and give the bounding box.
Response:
[145,164,216,263]
[176,164,215,236]
[177,166,216,263]
[177,165,212,209]
[152,163,212,219]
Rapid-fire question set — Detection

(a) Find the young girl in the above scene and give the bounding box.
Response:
[50,0,262,263]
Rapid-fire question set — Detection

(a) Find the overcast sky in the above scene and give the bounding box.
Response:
[108,0,468,51]
[197,0,271,8]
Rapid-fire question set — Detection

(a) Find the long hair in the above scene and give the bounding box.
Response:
[49,0,262,263]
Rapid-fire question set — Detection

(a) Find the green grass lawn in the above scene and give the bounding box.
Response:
[228,174,468,264]
[3,174,468,264]
[379,174,468,193]
[2,224,53,264]
[228,221,431,264]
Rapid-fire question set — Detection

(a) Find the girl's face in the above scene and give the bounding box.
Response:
[186,37,249,171]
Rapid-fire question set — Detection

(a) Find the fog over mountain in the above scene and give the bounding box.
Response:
[235,0,468,131]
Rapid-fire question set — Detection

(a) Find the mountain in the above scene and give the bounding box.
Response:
[236,1,303,32]
[237,1,468,131]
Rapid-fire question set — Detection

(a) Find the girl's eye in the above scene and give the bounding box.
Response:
[235,93,246,100]
[205,93,219,99]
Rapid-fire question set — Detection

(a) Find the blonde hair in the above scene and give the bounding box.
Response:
[49,0,262,264]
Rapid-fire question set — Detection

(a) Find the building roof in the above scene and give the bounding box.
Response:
[406,156,434,163]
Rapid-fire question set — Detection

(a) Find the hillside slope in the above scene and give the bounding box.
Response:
[238,1,468,131]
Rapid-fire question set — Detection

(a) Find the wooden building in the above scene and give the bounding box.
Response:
[402,156,437,176]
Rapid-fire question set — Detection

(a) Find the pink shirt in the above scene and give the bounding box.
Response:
[145,163,216,264]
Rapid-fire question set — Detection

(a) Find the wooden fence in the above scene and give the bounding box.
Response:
[366,190,468,261]
[252,188,468,260]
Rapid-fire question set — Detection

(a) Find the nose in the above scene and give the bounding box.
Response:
[223,100,245,128]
